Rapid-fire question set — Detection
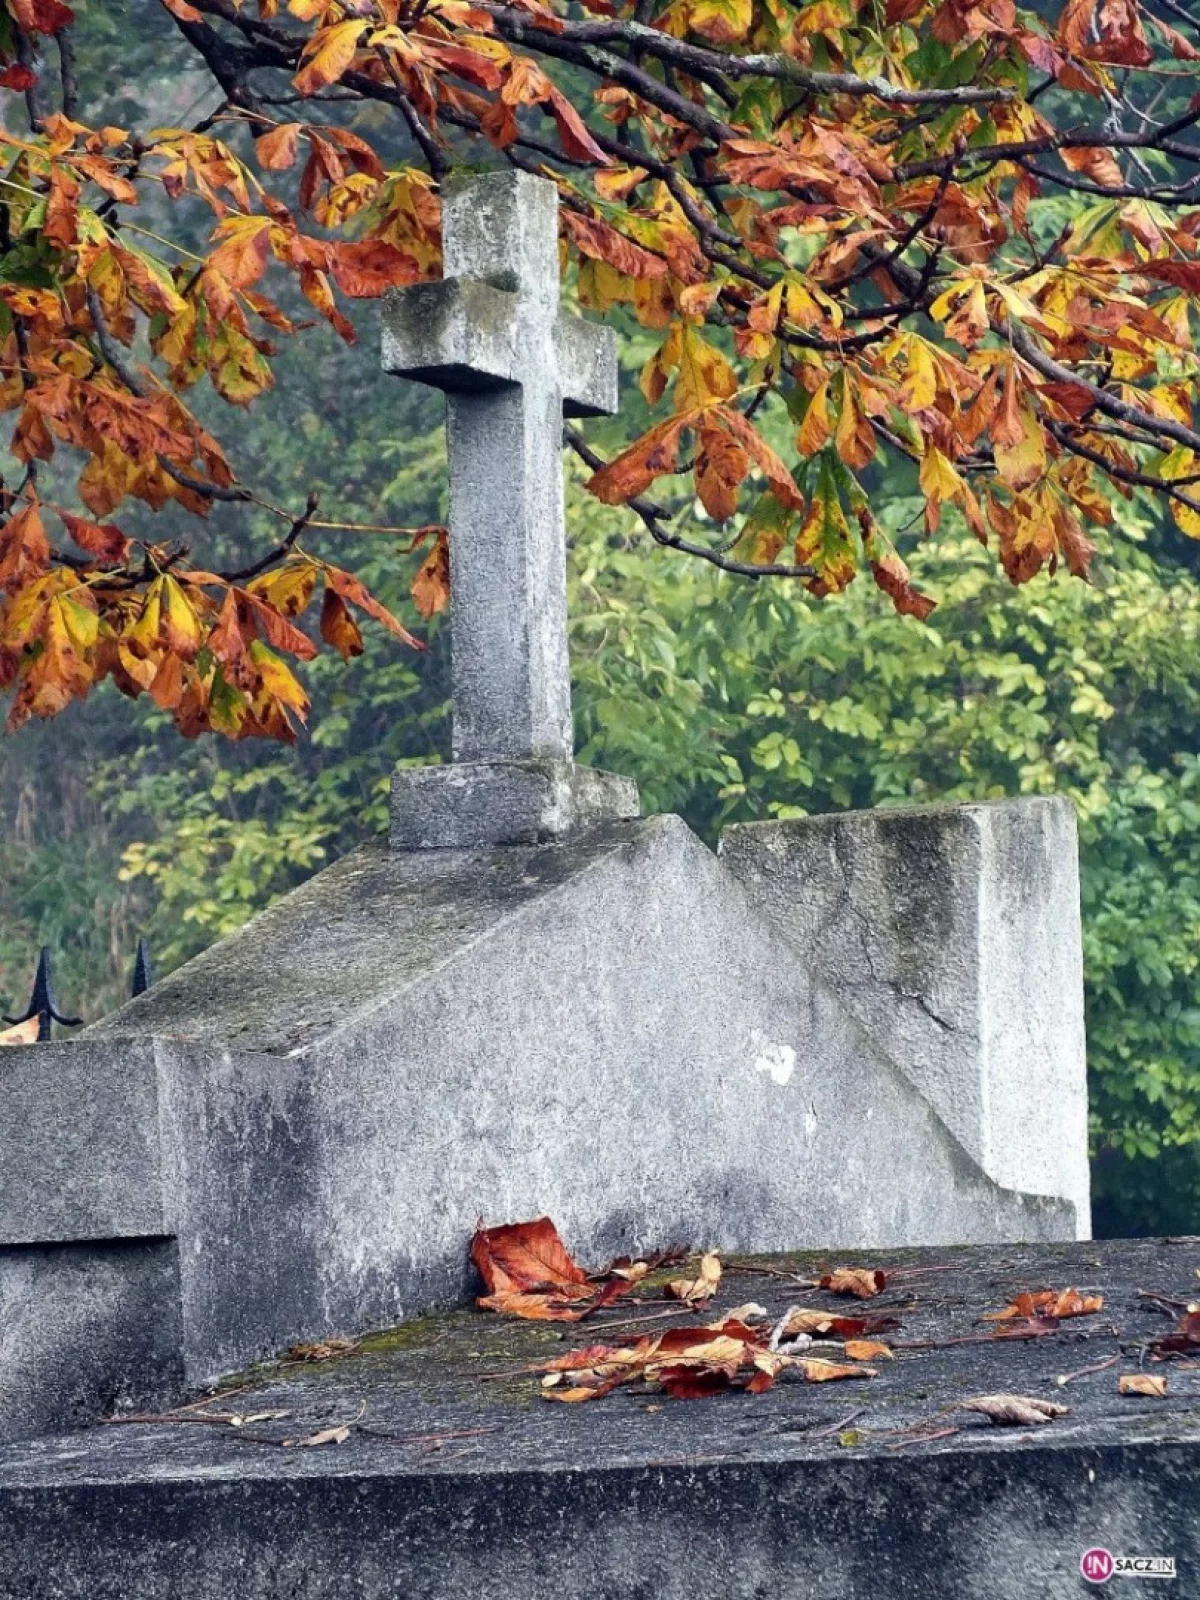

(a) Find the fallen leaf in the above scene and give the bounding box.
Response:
[960,1393,1070,1426]
[983,1287,1103,1322]
[720,1302,768,1323]
[820,1268,887,1299]
[472,1216,636,1321]
[0,1017,40,1047]
[1119,1373,1168,1398]
[844,1339,894,1361]
[1152,1311,1200,1357]
[783,1309,901,1338]
[796,1358,879,1382]
[281,1424,351,1447]
[665,1252,722,1306]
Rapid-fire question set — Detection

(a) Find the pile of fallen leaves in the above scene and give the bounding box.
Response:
[471,1216,904,1403]
[469,1215,1183,1423]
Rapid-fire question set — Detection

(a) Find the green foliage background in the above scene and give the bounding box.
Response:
[2,0,1199,1238]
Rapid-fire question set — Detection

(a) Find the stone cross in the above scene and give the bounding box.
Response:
[382,169,639,849]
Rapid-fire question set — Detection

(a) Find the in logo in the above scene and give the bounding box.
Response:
[1082,1549,1115,1584]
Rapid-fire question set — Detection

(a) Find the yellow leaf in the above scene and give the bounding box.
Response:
[294,20,366,95]
[919,447,965,503]
[673,323,737,413]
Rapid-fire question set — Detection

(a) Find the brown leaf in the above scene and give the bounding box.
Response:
[0,1017,40,1047]
[57,510,131,566]
[319,589,364,660]
[820,1267,887,1300]
[665,1252,722,1306]
[784,1309,901,1337]
[281,1425,351,1447]
[983,1288,1103,1322]
[1119,1373,1168,1397]
[796,1358,879,1382]
[411,527,450,619]
[472,1216,591,1297]
[844,1339,894,1361]
[960,1393,1070,1426]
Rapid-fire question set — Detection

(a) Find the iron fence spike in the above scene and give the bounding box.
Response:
[131,938,154,998]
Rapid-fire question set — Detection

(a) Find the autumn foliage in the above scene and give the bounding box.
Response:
[3,0,1200,737]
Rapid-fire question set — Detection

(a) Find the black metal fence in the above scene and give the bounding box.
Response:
[2,938,154,1042]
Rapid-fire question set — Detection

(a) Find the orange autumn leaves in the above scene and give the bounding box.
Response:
[5,0,1200,741]
[469,1216,1127,1407]
[471,1216,889,1402]
[0,514,426,737]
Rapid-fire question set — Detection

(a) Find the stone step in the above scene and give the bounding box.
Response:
[1,1238,1195,1600]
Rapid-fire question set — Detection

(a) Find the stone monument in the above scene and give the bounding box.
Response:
[0,169,1089,1445]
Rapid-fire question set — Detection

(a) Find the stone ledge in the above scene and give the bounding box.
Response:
[0,1040,167,1244]
[389,758,640,849]
[0,1238,1194,1600]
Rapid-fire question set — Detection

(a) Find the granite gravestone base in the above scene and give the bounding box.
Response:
[0,800,1086,1440]
[0,1238,1194,1600]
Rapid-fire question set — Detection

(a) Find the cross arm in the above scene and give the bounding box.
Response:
[557,315,618,419]
[382,278,521,394]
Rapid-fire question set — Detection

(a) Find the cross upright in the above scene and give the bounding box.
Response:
[383,169,640,849]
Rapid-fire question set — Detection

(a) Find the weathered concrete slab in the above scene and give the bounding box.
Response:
[0,1240,182,1440]
[0,813,1080,1440]
[88,818,1072,1385]
[389,757,639,848]
[720,797,1090,1231]
[0,1040,165,1244]
[0,1238,1193,1600]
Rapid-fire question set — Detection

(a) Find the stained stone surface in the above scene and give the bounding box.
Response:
[0,813,1081,1442]
[720,797,1090,1231]
[0,1238,1194,1600]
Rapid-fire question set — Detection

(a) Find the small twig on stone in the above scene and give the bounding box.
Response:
[809,1407,868,1439]
[1050,1354,1120,1388]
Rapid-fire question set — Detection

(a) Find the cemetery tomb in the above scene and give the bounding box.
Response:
[0,168,1177,1600]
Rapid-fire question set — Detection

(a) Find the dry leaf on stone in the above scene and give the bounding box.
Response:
[537,1315,800,1402]
[820,1268,887,1299]
[720,1303,769,1323]
[1119,1373,1168,1397]
[286,1337,360,1362]
[960,1393,1070,1426]
[281,1424,352,1447]
[783,1309,901,1338]
[665,1252,722,1306]
[844,1339,894,1362]
[0,1017,39,1046]
[796,1357,879,1383]
[471,1217,634,1322]
[983,1288,1102,1322]
[1152,1311,1200,1357]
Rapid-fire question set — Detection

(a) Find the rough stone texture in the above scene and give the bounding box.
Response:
[0,813,1078,1440]
[0,1238,1194,1600]
[719,797,1090,1234]
[0,1040,165,1244]
[388,757,640,847]
[381,170,618,770]
[0,1241,182,1440]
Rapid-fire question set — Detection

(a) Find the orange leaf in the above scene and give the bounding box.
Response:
[820,1267,887,1299]
[0,503,51,593]
[319,589,364,660]
[410,527,450,619]
[57,510,130,566]
[323,565,423,649]
[1119,1373,1167,1397]
[255,123,304,171]
[471,1217,591,1297]
[294,19,366,96]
